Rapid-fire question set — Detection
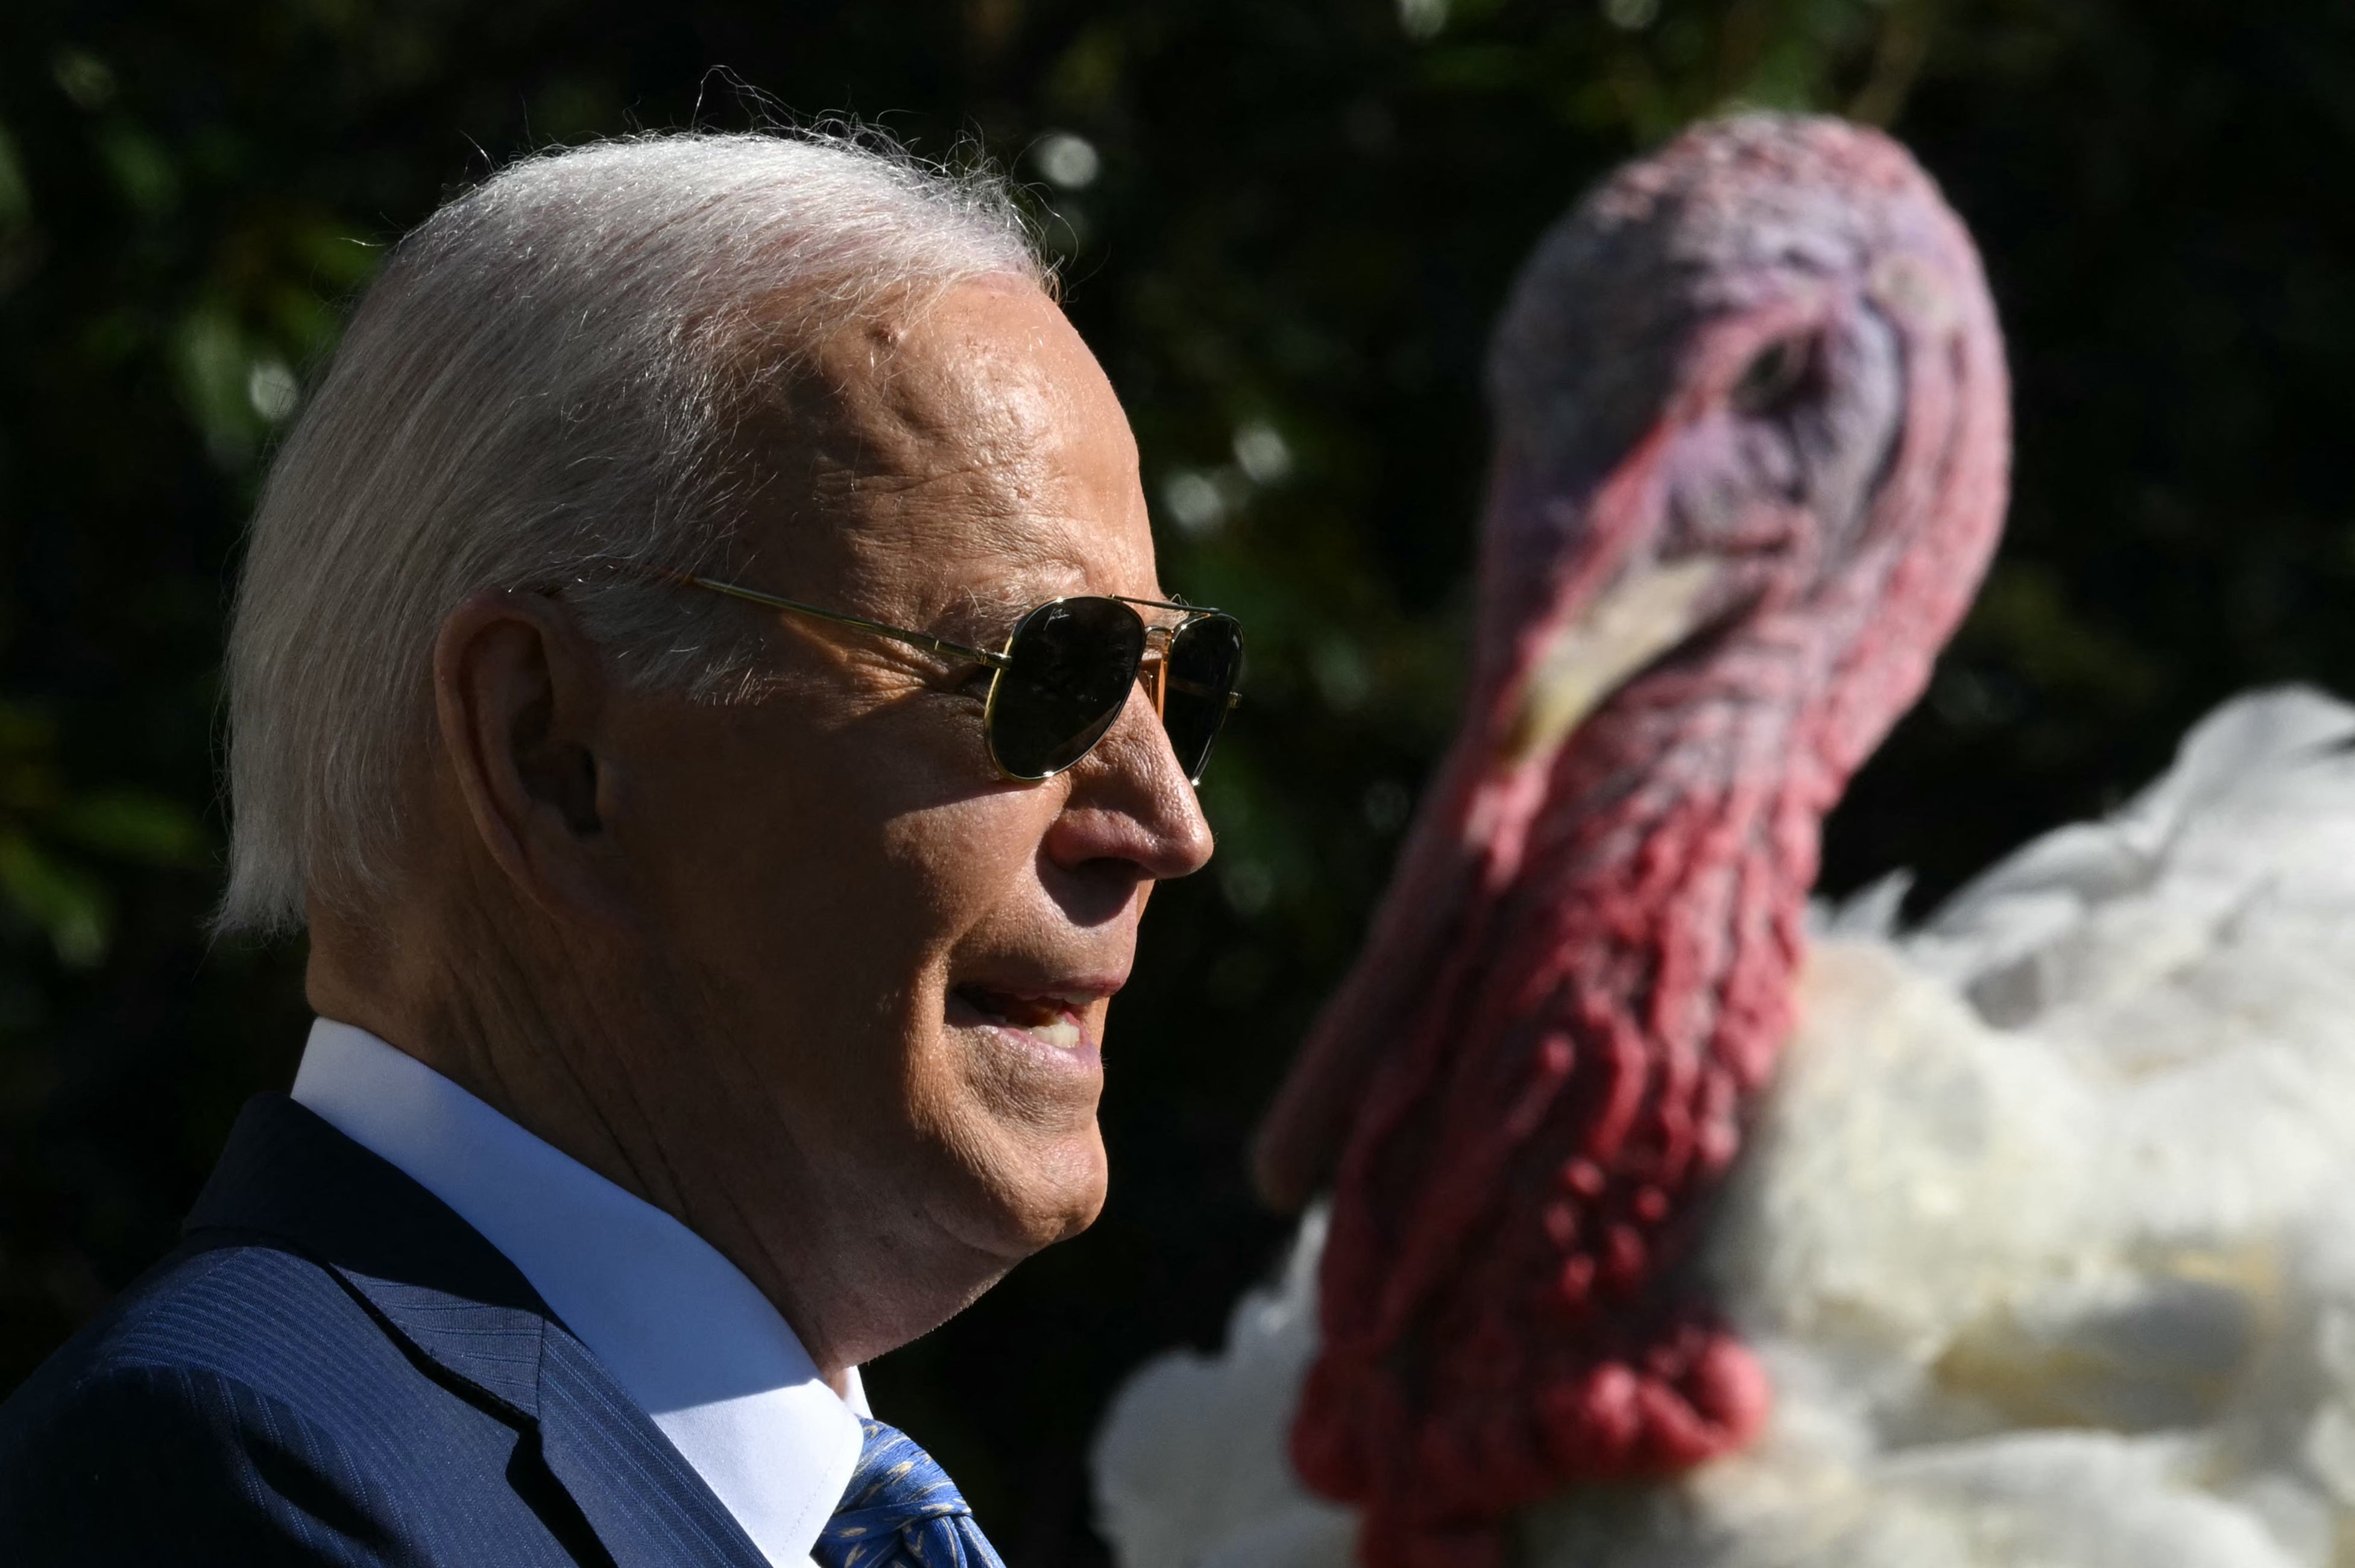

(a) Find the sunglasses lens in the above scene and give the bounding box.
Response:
[1162,615,1244,781]
[988,597,1148,779]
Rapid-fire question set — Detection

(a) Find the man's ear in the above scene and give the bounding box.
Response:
[431,590,633,929]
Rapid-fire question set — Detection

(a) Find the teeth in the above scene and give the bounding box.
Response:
[957,987,1091,1051]
[1025,1017,1084,1051]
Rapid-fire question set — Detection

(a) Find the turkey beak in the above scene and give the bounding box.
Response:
[1498,556,1724,769]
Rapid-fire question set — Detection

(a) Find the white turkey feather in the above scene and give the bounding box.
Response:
[1091,1208,1352,1568]
[1092,686,2355,1567]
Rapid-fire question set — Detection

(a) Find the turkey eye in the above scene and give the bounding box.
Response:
[1730,336,1818,418]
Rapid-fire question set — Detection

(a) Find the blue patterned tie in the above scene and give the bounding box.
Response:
[814,1418,1007,1568]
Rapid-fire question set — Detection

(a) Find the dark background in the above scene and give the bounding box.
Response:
[1,0,2349,1559]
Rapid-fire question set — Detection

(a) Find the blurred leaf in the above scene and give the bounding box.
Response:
[50,791,208,870]
[94,122,176,215]
[172,303,264,463]
[0,125,30,230]
[1965,558,2163,711]
[0,834,110,969]
[48,48,118,112]
[288,220,383,291]
[0,704,65,816]
[0,707,209,963]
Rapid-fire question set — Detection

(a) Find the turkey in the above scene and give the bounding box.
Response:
[1093,113,2355,1568]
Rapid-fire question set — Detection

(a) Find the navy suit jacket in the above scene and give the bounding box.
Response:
[0,1094,780,1567]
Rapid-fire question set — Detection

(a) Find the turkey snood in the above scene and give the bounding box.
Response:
[1252,116,2011,1568]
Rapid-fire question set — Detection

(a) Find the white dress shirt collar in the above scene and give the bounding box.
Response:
[291,1018,864,1568]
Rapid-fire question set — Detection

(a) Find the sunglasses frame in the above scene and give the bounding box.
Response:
[656,569,1241,784]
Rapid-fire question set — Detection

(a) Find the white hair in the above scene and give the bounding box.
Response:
[219,130,1047,934]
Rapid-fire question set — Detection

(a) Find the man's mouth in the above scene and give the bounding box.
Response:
[951,986,1098,1052]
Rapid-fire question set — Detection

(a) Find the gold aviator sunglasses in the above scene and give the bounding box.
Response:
[660,570,1244,784]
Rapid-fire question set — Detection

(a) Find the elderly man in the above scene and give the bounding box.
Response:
[0,131,1233,1567]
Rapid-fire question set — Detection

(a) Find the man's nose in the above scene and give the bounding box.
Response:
[1042,684,1215,883]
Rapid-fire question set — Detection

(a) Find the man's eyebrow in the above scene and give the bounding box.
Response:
[931,576,1066,642]
[919,520,1097,629]
[976,511,1096,576]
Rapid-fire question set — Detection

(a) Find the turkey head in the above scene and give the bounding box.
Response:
[1252,115,2010,1568]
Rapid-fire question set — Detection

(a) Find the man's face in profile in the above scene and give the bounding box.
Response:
[602,278,1212,1335]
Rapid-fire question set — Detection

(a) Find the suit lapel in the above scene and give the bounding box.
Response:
[334,1269,548,1417]
[184,1095,772,1568]
[537,1329,776,1568]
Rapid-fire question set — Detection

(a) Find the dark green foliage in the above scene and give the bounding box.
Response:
[2,1,2350,1559]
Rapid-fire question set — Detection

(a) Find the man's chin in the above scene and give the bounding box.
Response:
[928,1129,1109,1263]
[903,1007,1110,1259]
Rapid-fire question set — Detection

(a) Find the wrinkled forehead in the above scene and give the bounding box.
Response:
[741,277,1155,615]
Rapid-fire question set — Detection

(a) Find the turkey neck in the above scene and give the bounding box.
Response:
[1297,583,1916,1544]
[1345,649,1835,1344]
[1285,665,1826,1565]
